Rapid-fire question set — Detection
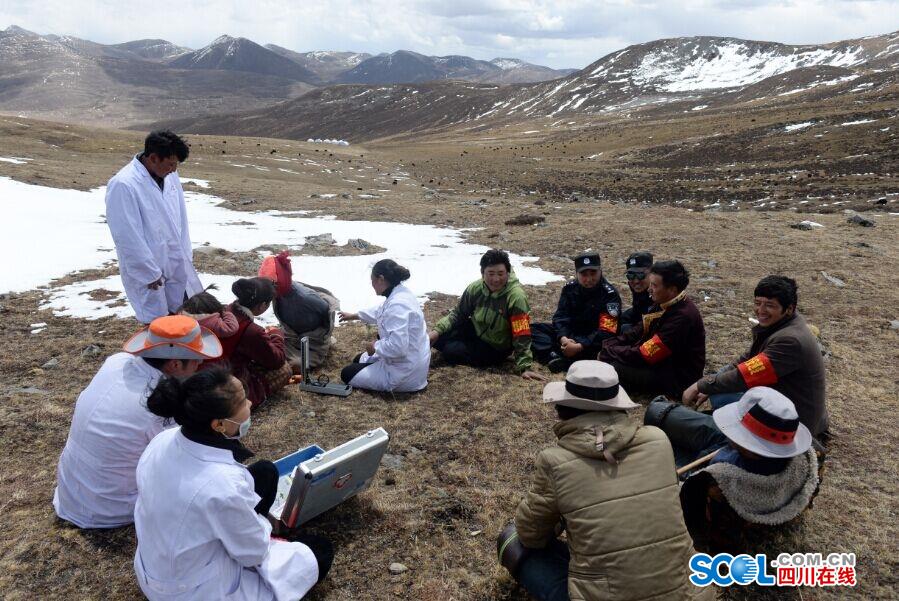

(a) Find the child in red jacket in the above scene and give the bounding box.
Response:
[228,277,291,408]
[179,287,241,357]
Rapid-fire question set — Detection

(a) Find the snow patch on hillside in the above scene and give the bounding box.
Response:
[632,42,866,92]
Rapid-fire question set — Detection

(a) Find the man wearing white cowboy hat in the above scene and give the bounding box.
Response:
[54,315,221,529]
[499,360,695,601]
[645,388,819,554]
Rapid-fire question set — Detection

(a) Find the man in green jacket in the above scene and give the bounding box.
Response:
[429,249,546,381]
[500,361,696,601]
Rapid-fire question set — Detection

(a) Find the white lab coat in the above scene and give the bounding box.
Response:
[53,353,168,528]
[350,284,430,392]
[134,428,318,601]
[105,156,203,323]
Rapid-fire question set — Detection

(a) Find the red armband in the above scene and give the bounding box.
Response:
[737,353,778,387]
[639,334,672,364]
[598,313,618,334]
[510,313,531,337]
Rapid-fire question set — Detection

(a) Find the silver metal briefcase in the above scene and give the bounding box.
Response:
[270,427,389,528]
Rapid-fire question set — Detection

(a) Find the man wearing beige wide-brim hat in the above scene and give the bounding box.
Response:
[54,316,221,529]
[499,360,697,600]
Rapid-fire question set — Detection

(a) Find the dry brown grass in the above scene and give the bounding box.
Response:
[0,118,897,600]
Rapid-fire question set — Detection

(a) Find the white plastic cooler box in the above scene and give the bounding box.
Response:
[269,427,389,528]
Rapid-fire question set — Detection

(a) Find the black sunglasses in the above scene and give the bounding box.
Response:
[626,272,647,281]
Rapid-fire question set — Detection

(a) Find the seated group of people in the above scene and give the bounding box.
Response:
[51,244,829,600]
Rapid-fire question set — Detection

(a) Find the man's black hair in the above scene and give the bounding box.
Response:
[754,275,798,310]
[480,249,511,273]
[142,356,171,370]
[650,260,690,292]
[144,130,189,162]
[555,404,591,421]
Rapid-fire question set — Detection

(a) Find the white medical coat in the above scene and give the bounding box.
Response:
[53,353,167,528]
[134,428,318,601]
[105,156,203,323]
[350,284,430,392]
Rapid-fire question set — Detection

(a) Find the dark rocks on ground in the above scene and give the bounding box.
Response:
[81,344,102,358]
[847,214,875,227]
[504,214,545,226]
[791,222,814,230]
[304,233,335,247]
[534,199,546,206]
[5,386,49,396]
[347,238,371,251]
[381,453,404,470]
[821,272,846,288]
[340,193,351,199]
[193,246,228,256]
[41,357,59,370]
[388,563,408,575]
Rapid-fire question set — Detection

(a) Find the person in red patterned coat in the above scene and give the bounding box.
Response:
[682,275,829,439]
[599,260,705,398]
[227,277,291,409]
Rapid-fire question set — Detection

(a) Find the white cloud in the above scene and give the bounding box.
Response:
[0,0,896,69]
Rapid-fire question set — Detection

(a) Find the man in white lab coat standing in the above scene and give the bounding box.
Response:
[106,130,203,324]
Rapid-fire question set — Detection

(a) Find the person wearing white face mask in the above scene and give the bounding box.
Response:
[134,368,332,600]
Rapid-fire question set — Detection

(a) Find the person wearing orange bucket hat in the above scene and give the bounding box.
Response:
[53,315,222,529]
[258,250,339,371]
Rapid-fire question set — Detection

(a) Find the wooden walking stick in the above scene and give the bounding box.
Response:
[676,449,721,476]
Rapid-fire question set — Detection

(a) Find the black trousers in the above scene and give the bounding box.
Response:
[250,462,334,583]
[340,352,373,384]
[248,460,279,516]
[530,322,597,365]
[609,360,680,398]
[434,321,509,368]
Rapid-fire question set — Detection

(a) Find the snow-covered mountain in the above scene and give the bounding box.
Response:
[0,26,313,125]
[335,50,573,85]
[110,39,190,61]
[168,35,317,82]
[264,45,371,82]
[162,31,899,142]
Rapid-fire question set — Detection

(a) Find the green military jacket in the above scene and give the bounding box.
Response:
[434,274,534,373]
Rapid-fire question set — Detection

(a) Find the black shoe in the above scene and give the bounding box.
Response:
[547,353,569,373]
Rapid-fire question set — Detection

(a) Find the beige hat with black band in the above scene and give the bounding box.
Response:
[542,360,639,411]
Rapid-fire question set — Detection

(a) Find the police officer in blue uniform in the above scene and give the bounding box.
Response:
[531,252,622,373]
[620,251,653,335]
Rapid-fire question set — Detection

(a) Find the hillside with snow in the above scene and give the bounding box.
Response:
[161,30,899,142]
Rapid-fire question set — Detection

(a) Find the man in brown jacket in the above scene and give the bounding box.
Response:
[504,361,695,601]
[682,275,829,439]
[600,260,706,398]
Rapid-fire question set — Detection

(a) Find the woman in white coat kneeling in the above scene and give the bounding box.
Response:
[134,368,332,600]
[339,259,430,392]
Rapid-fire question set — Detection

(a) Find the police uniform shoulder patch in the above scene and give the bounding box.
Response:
[606,302,620,317]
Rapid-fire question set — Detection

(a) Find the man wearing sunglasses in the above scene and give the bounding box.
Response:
[620,252,653,335]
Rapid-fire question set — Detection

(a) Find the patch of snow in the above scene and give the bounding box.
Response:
[840,118,876,126]
[800,220,824,228]
[0,156,32,164]
[691,105,708,111]
[785,121,815,132]
[632,42,866,92]
[1,177,561,316]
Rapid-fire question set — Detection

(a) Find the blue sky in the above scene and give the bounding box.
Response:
[2,0,897,68]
